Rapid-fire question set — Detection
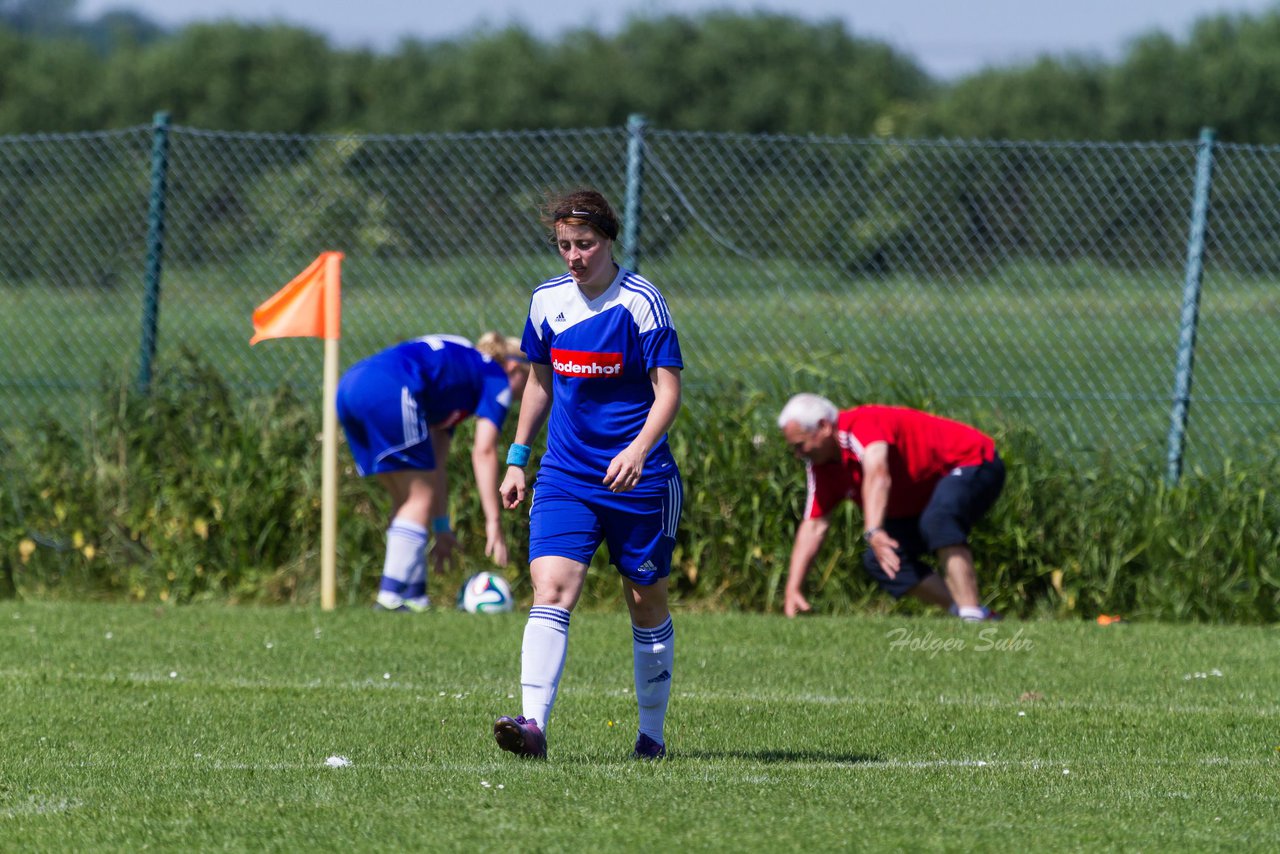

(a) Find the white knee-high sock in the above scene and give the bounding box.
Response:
[521,606,571,728]
[633,616,674,743]
[376,520,428,608]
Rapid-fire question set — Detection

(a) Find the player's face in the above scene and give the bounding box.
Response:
[556,222,615,292]
[505,358,530,398]
[781,420,837,465]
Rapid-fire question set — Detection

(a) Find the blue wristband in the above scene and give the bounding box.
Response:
[506,443,531,467]
[431,517,451,535]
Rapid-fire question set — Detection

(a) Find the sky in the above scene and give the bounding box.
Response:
[77,0,1280,79]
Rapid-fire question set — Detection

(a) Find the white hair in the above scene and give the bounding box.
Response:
[777,393,838,430]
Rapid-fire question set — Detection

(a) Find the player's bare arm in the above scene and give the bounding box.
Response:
[471,417,508,566]
[604,365,682,493]
[859,441,900,577]
[784,515,830,617]
[500,362,553,508]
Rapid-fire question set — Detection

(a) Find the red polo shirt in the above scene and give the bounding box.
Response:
[803,405,996,519]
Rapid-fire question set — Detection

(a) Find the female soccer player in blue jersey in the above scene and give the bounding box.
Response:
[493,188,683,761]
[335,332,529,611]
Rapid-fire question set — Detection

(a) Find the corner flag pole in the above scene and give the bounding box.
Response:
[319,254,341,611]
[250,251,344,610]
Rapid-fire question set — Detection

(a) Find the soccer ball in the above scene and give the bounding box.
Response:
[457,571,514,613]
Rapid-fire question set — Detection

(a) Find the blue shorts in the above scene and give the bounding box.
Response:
[528,475,683,585]
[335,362,433,476]
[861,453,1006,598]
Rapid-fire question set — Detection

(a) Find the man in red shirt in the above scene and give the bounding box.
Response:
[777,393,1005,621]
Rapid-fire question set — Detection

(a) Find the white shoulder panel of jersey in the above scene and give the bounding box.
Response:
[529,270,673,338]
[607,271,673,335]
[413,333,474,350]
[528,275,575,340]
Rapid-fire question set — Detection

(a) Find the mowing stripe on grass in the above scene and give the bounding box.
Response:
[6,667,1277,719]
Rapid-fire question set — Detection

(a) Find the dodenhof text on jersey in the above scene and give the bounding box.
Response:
[551,349,623,377]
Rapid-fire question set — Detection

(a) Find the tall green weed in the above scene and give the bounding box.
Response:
[2,351,378,603]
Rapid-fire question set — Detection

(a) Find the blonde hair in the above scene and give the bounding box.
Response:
[476,330,525,363]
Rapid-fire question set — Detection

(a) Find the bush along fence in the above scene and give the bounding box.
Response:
[2,358,1278,622]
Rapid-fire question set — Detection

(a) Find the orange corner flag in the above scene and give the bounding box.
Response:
[250,251,343,344]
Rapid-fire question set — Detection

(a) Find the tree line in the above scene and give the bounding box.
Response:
[3,0,1280,142]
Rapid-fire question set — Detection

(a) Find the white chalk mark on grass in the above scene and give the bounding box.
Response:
[0,797,82,819]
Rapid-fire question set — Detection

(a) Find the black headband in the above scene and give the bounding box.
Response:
[554,207,618,240]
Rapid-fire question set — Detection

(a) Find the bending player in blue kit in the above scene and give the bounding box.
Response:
[494,188,684,761]
[336,332,529,611]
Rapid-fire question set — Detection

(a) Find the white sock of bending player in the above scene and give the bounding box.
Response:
[632,616,674,744]
[521,606,571,727]
[375,520,427,609]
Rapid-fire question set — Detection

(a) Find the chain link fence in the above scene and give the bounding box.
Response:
[2,117,1278,474]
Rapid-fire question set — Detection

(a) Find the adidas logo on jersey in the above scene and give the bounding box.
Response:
[551,348,623,377]
[554,312,566,322]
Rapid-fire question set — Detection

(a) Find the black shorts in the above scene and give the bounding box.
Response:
[861,453,1006,598]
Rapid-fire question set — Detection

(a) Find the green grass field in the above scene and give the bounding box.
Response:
[2,601,1276,851]
[4,256,1279,471]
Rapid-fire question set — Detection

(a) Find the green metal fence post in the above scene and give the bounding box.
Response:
[622,113,647,271]
[1164,127,1217,484]
[136,111,171,393]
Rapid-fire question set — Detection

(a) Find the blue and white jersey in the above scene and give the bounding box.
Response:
[356,334,512,431]
[521,266,683,494]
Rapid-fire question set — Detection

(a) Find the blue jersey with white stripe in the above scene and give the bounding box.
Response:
[521,266,682,494]
[356,334,512,430]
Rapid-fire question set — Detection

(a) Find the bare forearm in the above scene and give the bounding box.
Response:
[859,442,892,532]
[429,427,452,519]
[472,445,502,525]
[861,470,891,531]
[632,366,681,457]
[512,365,552,448]
[787,517,829,591]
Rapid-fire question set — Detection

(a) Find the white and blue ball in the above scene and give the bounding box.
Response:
[457,571,514,613]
